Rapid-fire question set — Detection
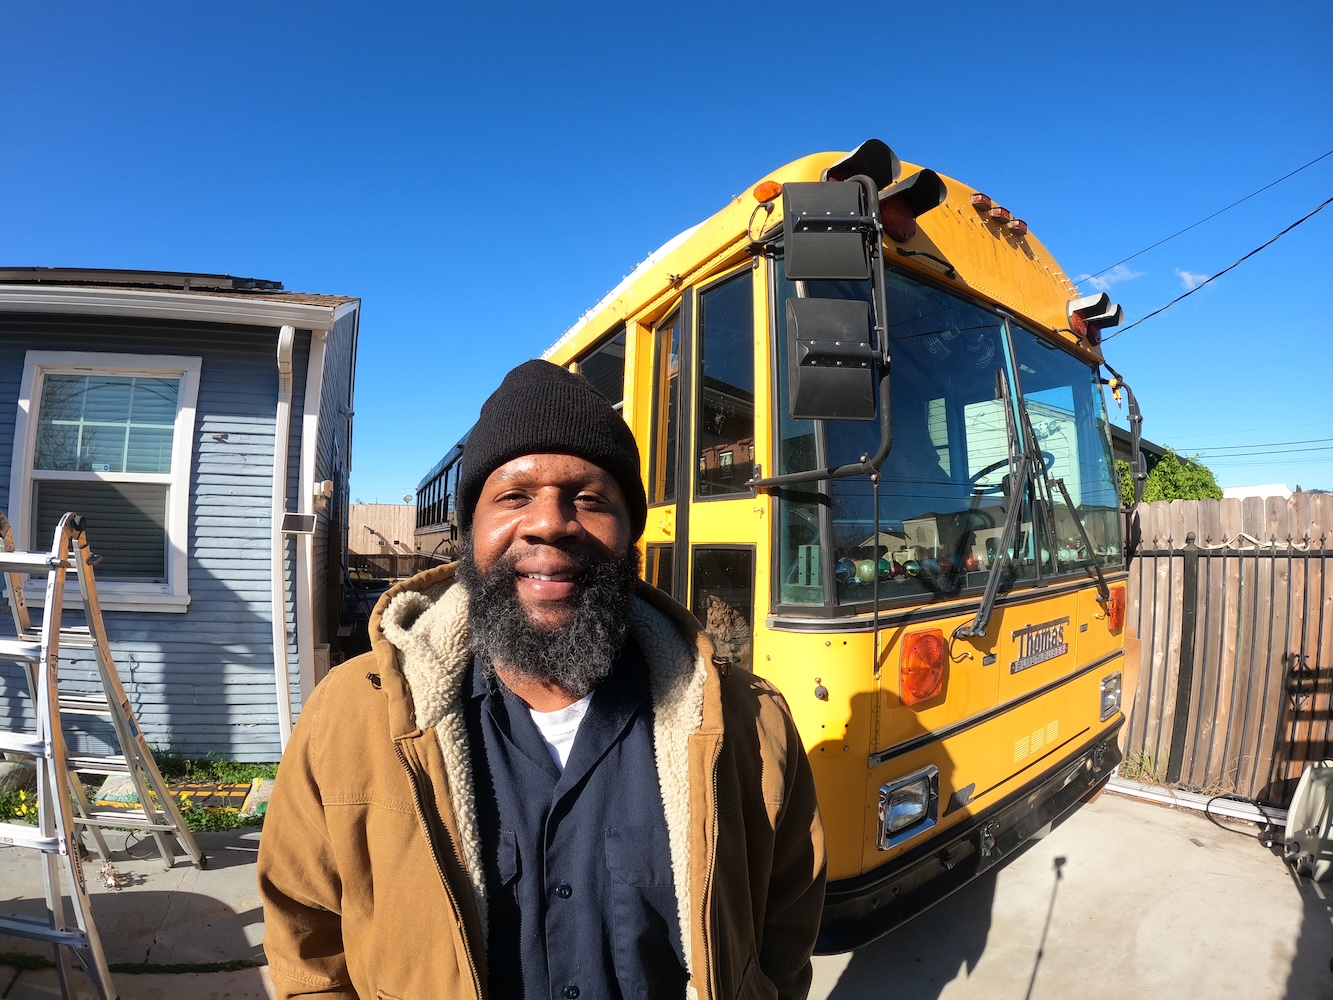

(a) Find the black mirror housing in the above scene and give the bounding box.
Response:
[783,181,872,281]
[787,297,878,421]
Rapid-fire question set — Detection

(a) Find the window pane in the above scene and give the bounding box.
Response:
[696,272,754,498]
[645,544,675,598]
[692,548,753,669]
[778,492,824,606]
[579,329,627,408]
[649,312,681,505]
[34,480,168,581]
[34,374,179,473]
[1010,327,1124,568]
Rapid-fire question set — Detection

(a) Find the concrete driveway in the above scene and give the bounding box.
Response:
[2,791,1329,998]
[810,792,1333,1000]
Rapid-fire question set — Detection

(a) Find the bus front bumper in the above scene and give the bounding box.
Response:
[816,720,1123,955]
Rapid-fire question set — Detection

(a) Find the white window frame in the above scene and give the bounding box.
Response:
[8,351,201,612]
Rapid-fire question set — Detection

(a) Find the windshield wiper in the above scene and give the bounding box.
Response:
[954,369,1026,639]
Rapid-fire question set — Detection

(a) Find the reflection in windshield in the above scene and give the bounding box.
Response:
[775,262,1123,610]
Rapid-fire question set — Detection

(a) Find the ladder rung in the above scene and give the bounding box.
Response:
[0,551,66,573]
[58,695,114,716]
[18,627,96,649]
[0,637,41,663]
[77,812,174,832]
[0,731,45,756]
[65,755,130,775]
[0,821,62,852]
[0,913,89,948]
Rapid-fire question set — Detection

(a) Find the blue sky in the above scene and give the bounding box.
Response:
[4,2,1330,500]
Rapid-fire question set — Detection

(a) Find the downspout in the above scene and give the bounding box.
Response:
[270,325,296,750]
[295,329,329,707]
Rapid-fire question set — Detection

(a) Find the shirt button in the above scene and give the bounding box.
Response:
[563,987,580,999]
[555,883,573,899]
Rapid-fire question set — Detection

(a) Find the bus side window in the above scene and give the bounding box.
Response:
[692,546,754,670]
[575,327,627,410]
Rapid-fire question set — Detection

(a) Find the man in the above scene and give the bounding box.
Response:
[258,360,826,1000]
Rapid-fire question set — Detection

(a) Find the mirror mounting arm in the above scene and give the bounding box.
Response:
[748,375,893,491]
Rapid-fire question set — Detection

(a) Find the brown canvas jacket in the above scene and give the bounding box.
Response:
[258,563,826,1000]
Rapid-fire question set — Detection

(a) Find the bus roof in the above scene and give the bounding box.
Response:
[542,145,1098,367]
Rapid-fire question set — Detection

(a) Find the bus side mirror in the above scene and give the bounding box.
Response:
[787,297,879,421]
[783,181,872,281]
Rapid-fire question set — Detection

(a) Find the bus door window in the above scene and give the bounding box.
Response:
[644,544,675,599]
[695,271,754,499]
[649,311,682,505]
[691,546,755,670]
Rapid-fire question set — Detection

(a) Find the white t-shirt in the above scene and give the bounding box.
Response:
[528,693,593,772]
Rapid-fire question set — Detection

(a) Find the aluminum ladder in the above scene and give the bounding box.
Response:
[0,511,206,1000]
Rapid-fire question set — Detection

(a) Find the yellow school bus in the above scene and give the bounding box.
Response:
[416,140,1141,951]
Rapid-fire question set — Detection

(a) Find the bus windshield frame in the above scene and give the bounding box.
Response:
[772,256,1123,616]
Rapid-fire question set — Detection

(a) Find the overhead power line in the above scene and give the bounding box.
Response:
[1080,150,1332,284]
[1102,197,1333,341]
[1187,437,1333,453]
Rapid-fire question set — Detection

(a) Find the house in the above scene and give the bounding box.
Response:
[0,268,359,761]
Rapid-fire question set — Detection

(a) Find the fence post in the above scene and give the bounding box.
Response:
[1167,532,1200,784]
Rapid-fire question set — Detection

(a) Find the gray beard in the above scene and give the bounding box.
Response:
[456,536,640,698]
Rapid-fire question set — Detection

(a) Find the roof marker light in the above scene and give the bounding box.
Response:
[971,193,993,210]
[753,180,781,203]
[1068,292,1123,346]
[878,169,947,242]
[988,206,1013,223]
[1006,219,1028,235]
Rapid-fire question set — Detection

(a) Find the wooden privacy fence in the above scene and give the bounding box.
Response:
[1124,494,1333,808]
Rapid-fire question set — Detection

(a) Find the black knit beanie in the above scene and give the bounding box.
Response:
[457,359,647,540]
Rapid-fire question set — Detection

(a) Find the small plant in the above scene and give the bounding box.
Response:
[0,788,38,824]
[1121,751,1167,783]
[152,750,278,784]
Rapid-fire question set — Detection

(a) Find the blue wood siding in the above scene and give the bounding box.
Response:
[0,315,343,761]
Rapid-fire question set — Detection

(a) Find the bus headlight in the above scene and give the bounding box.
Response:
[1100,672,1123,721]
[878,764,940,850]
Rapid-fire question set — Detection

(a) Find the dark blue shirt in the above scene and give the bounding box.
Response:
[465,645,687,1000]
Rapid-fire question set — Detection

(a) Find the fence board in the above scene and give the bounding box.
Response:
[1124,495,1333,808]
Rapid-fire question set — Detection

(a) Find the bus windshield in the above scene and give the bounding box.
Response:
[775,261,1122,610]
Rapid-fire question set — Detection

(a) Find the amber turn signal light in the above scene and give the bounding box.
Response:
[753,180,781,203]
[901,629,946,706]
[1107,585,1126,632]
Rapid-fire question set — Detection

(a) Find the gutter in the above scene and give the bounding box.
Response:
[1106,775,1288,827]
[270,326,296,750]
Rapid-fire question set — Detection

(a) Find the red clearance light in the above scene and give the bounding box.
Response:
[901,629,947,706]
[988,206,1013,223]
[753,180,781,203]
[1007,218,1028,235]
[1070,311,1088,338]
[971,192,993,210]
[1107,585,1126,632]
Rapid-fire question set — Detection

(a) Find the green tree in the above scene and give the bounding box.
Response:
[1139,449,1223,503]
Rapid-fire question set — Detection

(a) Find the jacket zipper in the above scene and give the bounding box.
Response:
[393,740,484,999]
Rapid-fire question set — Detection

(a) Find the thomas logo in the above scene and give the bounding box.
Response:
[1010,617,1070,673]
